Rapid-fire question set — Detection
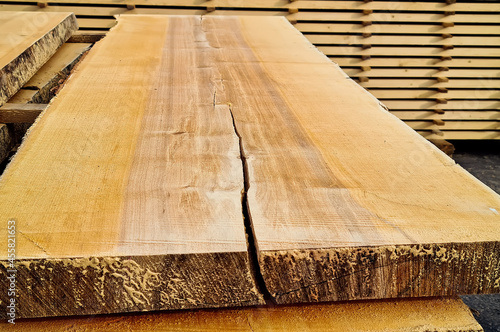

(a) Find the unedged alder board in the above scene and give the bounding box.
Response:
[0,15,263,318]
[192,17,500,302]
[0,12,78,106]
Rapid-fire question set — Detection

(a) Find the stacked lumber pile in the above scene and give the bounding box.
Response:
[0,13,498,330]
[0,0,498,141]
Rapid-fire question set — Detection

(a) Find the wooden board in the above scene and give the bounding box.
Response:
[345,68,500,79]
[370,90,500,100]
[420,130,500,140]
[3,0,500,12]
[319,46,500,58]
[307,34,500,47]
[359,79,500,89]
[185,16,499,303]
[3,297,483,332]
[0,12,78,107]
[391,110,500,121]
[0,15,264,319]
[296,23,500,35]
[407,120,500,131]
[333,58,500,69]
[22,42,91,104]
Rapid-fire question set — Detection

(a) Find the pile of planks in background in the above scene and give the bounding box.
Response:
[0,11,499,331]
[0,0,498,141]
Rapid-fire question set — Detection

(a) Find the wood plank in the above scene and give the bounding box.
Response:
[0,103,47,123]
[307,34,500,47]
[391,110,500,121]
[332,57,500,69]
[345,68,500,78]
[197,16,500,303]
[370,89,500,100]
[407,120,500,131]
[0,12,78,107]
[292,12,500,24]
[319,46,500,58]
[0,15,264,319]
[23,42,92,103]
[6,297,483,332]
[3,0,500,12]
[359,79,500,89]
[296,23,500,35]
[420,130,500,140]
[383,99,500,110]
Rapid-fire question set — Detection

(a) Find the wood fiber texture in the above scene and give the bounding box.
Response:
[0,15,498,318]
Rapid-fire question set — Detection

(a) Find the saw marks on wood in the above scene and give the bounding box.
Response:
[5,297,483,332]
[197,16,500,302]
[0,12,78,106]
[0,15,263,318]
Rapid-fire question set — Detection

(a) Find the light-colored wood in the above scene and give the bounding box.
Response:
[2,0,500,11]
[391,110,500,120]
[307,34,500,46]
[296,23,500,35]
[344,68,500,78]
[319,46,500,57]
[370,90,499,100]
[0,15,264,319]
[0,12,78,107]
[3,297,484,332]
[382,99,499,110]
[420,130,500,140]
[192,16,500,303]
[407,120,500,131]
[291,12,500,24]
[359,79,500,89]
[0,103,47,123]
[22,42,92,103]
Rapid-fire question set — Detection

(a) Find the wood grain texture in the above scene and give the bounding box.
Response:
[0,15,263,318]
[186,16,500,303]
[0,297,483,332]
[0,12,78,107]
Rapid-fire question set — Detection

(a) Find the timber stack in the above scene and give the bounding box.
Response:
[0,8,498,332]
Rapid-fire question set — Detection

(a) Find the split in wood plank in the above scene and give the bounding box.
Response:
[0,12,78,106]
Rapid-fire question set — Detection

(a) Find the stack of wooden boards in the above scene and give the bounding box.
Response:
[0,13,499,331]
[0,0,498,141]
[0,12,90,165]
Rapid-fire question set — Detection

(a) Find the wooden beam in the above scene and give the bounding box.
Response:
[0,103,47,123]
[0,12,78,107]
[5,297,483,332]
[0,15,264,319]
